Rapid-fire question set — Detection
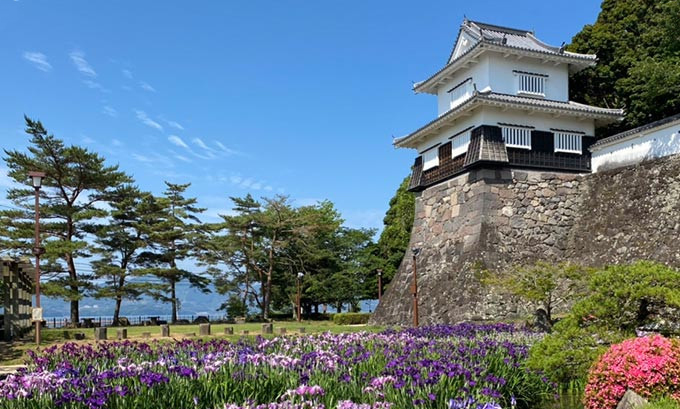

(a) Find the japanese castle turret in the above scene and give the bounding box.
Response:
[396,19,625,191]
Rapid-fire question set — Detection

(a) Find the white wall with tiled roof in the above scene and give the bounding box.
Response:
[591,119,680,172]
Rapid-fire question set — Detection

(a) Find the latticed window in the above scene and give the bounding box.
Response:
[516,71,547,96]
[449,78,473,109]
[554,132,583,154]
[422,147,439,170]
[451,131,470,158]
[501,126,532,149]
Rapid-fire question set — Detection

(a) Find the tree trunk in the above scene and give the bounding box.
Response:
[70,300,79,326]
[336,303,342,313]
[263,273,272,320]
[171,280,177,324]
[113,297,122,326]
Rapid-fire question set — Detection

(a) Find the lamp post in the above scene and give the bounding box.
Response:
[377,269,383,303]
[411,248,421,327]
[29,171,46,345]
[296,272,304,322]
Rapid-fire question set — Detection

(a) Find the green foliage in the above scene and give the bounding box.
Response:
[0,116,131,324]
[644,398,680,409]
[568,0,680,133]
[366,176,414,290]
[91,185,161,324]
[139,182,210,323]
[482,261,591,323]
[332,312,371,325]
[528,261,680,386]
[200,195,376,320]
[224,295,248,320]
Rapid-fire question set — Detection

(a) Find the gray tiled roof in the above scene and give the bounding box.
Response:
[394,91,624,148]
[415,19,596,94]
[590,112,680,150]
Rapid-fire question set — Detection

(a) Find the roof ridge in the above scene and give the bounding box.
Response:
[468,20,531,36]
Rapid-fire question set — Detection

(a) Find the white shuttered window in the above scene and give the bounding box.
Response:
[449,79,473,110]
[516,72,547,96]
[451,131,471,158]
[422,148,439,170]
[554,132,583,154]
[501,126,532,149]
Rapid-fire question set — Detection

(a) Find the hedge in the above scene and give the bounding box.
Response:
[332,313,371,325]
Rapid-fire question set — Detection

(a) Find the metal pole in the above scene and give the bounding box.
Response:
[296,277,301,323]
[411,253,419,327]
[34,185,41,345]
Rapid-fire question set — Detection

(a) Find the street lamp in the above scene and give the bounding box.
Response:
[411,247,421,327]
[377,269,383,303]
[28,171,46,345]
[296,272,304,322]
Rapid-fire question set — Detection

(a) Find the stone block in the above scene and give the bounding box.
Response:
[161,325,170,337]
[142,332,151,339]
[94,327,107,341]
[241,330,249,335]
[186,332,196,337]
[278,328,287,335]
[116,329,127,340]
[616,390,648,409]
[261,323,273,334]
[74,332,86,340]
[224,327,234,335]
[298,327,306,334]
[199,323,211,336]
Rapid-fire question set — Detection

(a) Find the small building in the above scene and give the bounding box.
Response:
[395,19,624,191]
[1,257,34,341]
[590,113,680,172]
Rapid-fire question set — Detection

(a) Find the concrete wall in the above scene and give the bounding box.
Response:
[371,153,680,326]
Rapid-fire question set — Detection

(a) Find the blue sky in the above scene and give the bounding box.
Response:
[0,0,602,230]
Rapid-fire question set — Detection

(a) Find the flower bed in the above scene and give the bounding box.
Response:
[0,324,554,409]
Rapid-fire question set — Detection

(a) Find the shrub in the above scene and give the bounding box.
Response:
[584,335,680,409]
[333,313,371,325]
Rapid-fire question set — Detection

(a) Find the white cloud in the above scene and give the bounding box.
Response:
[193,137,210,150]
[82,79,109,92]
[132,153,152,163]
[168,121,184,130]
[22,51,52,72]
[134,110,163,131]
[122,69,133,79]
[139,81,156,92]
[82,136,95,144]
[102,106,117,117]
[69,50,97,77]
[174,154,192,163]
[226,174,274,191]
[168,135,189,148]
[112,139,123,146]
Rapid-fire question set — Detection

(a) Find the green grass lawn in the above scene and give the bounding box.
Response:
[0,321,384,366]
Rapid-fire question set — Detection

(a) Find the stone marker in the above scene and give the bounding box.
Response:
[186,332,196,337]
[278,328,287,335]
[117,329,127,340]
[298,327,306,334]
[616,390,648,409]
[224,327,234,335]
[261,323,273,334]
[241,330,249,335]
[142,332,151,339]
[74,333,86,340]
[161,325,170,337]
[199,323,211,336]
[94,327,107,341]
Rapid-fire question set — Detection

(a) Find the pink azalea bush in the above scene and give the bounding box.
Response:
[584,335,680,409]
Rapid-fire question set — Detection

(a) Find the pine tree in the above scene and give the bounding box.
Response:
[91,185,160,325]
[0,116,131,325]
[140,182,209,323]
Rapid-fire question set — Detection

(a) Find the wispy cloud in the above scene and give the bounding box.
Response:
[22,51,52,72]
[131,152,174,168]
[226,174,273,191]
[139,81,156,92]
[168,121,184,130]
[214,140,243,156]
[69,50,97,77]
[112,139,123,147]
[0,167,17,189]
[168,135,189,149]
[82,79,109,92]
[102,106,118,117]
[122,69,133,79]
[82,136,95,144]
[134,110,163,131]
